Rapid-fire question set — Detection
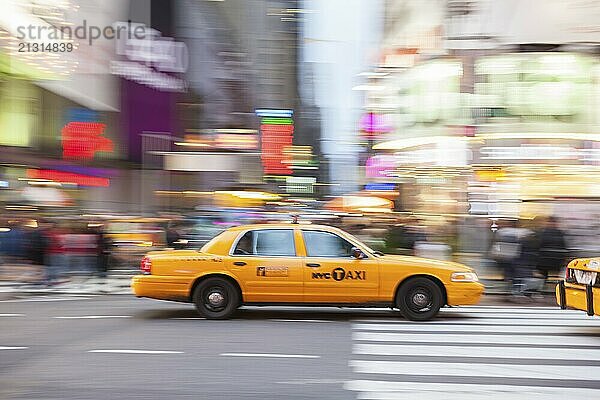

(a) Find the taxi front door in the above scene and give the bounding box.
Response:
[301,230,379,303]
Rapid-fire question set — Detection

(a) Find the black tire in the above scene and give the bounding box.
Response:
[396,277,443,321]
[193,277,240,319]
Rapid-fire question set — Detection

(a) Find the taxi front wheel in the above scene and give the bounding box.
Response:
[396,277,443,321]
[193,278,240,319]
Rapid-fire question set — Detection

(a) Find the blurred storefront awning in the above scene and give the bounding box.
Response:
[325,195,393,213]
[21,186,71,207]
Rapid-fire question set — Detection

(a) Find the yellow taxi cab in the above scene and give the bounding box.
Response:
[132,223,484,320]
[557,258,600,316]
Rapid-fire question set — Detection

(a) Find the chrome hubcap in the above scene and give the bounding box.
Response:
[207,292,225,306]
[412,292,428,307]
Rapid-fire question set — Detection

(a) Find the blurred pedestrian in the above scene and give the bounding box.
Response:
[96,226,112,279]
[4,220,26,263]
[511,227,543,300]
[385,217,426,255]
[65,224,98,277]
[167,222,178,247]
[537,216,568,280]
[27,219,48,284]
[167,222,185,249]
[490,219,526,290]
[44,221,67,285]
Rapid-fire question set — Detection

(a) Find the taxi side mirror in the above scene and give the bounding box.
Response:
[352,247,366,259]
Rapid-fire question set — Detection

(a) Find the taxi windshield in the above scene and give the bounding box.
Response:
[338,230,381,256]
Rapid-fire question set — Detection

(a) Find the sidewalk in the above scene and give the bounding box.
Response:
[0,264,135,296]
[0,276,134,295]
[1,263,560,304]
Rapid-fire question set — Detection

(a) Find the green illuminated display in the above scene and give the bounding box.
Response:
[261,117,294,125]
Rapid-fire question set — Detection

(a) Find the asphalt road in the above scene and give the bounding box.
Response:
[1,295,600,399]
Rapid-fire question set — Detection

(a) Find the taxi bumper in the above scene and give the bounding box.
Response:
[131,275,191,302]
[556,282,600,316]
[446,281,485,306]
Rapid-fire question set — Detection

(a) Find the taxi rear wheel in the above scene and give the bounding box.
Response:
[193,278,240,319]
[396,277,442,321]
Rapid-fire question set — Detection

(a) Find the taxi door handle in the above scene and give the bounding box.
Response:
[306,263,320,268]
[233,261,247,266]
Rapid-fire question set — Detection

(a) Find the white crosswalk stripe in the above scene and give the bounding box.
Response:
[346,306,600,399]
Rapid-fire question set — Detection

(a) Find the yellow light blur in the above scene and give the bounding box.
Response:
[24,220,38,228]
[215,191,281,201]
[375,132,600,151]
[174,142,211,147]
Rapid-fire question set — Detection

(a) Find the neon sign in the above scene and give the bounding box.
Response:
[360,112,393,137]
[257,109,295,176]
[26,169,110,187]
[260,123,294,175]
[255,109,293,118]
[365,155,396,178]
[62,121,114,160]
[111,22,188,92]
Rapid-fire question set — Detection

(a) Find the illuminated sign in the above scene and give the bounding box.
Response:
[62,121,114,160]
[360,112,393,136]
[257,109,295,176]
[215,134,258,150]
[365,183,396,191]
[285,176,316,194]
[26,169,110,187]
[111,22,188,92]
[365,155,397,178]
[480,146,577,160]
[478,146,600,163]
[261,117,293,125]
[182,133,258,150]
[255,109,294,118]
[283,145,318,170]
[260,124,294,175]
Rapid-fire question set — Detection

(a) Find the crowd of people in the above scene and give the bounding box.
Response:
[0,219,111,286]
[0,213,571,296]
[489,216,568,299]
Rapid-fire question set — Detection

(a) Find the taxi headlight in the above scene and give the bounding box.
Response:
[451,272,479,282]
[588,260,600,271]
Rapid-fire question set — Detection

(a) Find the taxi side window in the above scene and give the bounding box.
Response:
[233,229,296,257]
[303,231,355,257]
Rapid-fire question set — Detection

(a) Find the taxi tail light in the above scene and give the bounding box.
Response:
[140,256,152,274]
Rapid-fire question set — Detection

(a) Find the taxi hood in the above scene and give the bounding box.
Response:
[377,254,473,273]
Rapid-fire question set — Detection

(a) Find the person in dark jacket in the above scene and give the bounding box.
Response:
[166,222,180,248]
[490,219,521,286]
[27,220,49,284]
[512,228,540,298]
[28,222,47,267]
[537,216,568,280]
[96,226,112,279]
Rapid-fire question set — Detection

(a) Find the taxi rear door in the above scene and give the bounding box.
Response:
[227,228,303,302]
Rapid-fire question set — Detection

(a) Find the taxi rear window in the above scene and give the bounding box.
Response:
[233,229,295,257]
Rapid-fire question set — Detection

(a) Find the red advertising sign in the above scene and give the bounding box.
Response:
[62,122,114,160]
[260,124,293,175]
[26,169,110,187]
